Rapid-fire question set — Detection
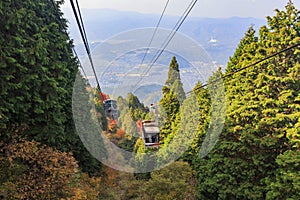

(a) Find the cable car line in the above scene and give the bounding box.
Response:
[69,0,89,57]
[69,0,104,98]
[138,0,170,69]
[73,46,88,79]
[65,1,298,149]
[187,42,300,94]
[134,0,198,148]
[50,0,88,79]
[147,0,197,67]
[75,0,103,93]
[148,0,197,66]
[148,0,198,68]
[74,0,91,54]
[132,0,198,92]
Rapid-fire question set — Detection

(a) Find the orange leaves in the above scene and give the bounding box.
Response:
[101,165,118,187]
[105,118,125,143]
[136,119,143,135]
[0,137,106,200]
[115,128,125,139]
[100,92,108,102]
[107,118,117,132]
[68,173,102,200]
[2,139,78,199]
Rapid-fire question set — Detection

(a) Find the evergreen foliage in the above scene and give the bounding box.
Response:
[196,3,300,199]
[126,93,149,122]
[93,88,108,131]
[159,56,186,143]
[141,161,196,200]
[1,0,74,144]
[180,81,211,166]
[0,0,101,175]
[0,0,299,198]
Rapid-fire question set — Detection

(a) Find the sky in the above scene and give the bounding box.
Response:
[62,0,299,18]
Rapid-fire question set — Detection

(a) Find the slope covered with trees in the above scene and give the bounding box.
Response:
[0,0,299,199]
[196,2,300,199]
[0,0,103,198]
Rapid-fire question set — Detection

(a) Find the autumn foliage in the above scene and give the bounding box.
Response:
[0,138,101,200]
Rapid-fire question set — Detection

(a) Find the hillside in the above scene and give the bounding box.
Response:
[1,1,299,199]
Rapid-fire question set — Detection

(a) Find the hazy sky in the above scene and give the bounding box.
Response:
[63,0,299,18]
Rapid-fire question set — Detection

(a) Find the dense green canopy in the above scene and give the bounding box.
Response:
[0,0,101,175]
[0,1,299,199]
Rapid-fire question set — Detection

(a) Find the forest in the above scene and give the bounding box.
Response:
[0,0,299,199]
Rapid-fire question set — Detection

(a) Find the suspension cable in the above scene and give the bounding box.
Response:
[188,42,300,94]
[138,0,170,68]
[69,0,104,98]
[132,0,198,92]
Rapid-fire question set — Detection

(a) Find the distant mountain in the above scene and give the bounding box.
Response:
[134,84,163,104]
[63,9,267,102]
[63,8,266,65]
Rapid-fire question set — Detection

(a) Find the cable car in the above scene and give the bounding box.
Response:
[103,99,119,119]
[142,120,159,148]
[142,104,159,148]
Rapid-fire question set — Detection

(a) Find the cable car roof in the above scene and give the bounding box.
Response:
[143,126,159,134]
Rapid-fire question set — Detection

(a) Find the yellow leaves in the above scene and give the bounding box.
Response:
[2,138,80,199]
[286,123,300,148]
[232,125,243,134]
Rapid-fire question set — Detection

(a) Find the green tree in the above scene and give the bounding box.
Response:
[197,3,300,199]
[260,2,300,199]
[117,95,143,151]
[159,56,186,143]
[0,0,102,175]
[126,93,149,121]
[165,56,186,103]
[93,88,107,131]
[140,161,196,200]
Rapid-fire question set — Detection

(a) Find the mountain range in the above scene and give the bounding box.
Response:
[64,8,266,65]
[63,9,266,101]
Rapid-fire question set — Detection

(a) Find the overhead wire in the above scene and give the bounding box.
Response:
[132,0,198,92]
[187,42,300,94]
[62,1,299,102]
[74,0,91,54]
[69,0,104,98]
[138,0,170,69]
[50,0,88,79]
[148,0,197,65]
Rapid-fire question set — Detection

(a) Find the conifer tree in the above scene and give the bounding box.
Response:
[197,3,300,199]
[165,56,186,103]
[159,56,186,143]
[165,56,181,86]
[179,81,211,166]
[0,0,102,174]
[0,0,74,146]
[259,2,300,199]
[126,93,149,121]
[197,26,265,200]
